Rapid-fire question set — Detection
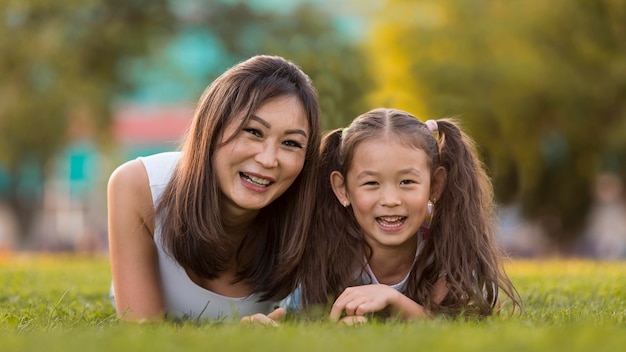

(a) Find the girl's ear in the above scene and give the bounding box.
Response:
[330,171,350,207]
[431,166,447,202]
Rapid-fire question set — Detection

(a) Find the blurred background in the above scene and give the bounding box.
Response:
[1,0,625,259]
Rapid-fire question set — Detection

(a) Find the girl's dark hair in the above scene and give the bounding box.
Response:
[301,108,521,317]
[157,55,321,301]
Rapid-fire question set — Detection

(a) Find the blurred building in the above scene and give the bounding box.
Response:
[497,203,551,258]
[35,105,192,252]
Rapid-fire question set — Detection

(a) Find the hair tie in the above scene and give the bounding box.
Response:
[425,120,438,133]
[341,127,348,137]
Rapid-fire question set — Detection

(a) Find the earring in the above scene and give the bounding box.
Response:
[343,201,349,208]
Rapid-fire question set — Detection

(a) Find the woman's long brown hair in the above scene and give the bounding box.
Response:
[301,108,521,317]
[157,55,321,301]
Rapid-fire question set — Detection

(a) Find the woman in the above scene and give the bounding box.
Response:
[107,55,321,322]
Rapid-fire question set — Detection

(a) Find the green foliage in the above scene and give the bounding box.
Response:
[0,0,173,166]
[195,2,371,130]
[0,0,174,241]
[259,4,372,130]
[365,0,626,244]
[1,256,626,351]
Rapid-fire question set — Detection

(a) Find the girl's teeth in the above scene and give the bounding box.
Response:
[377,216,405,229]
[379,216,403,222]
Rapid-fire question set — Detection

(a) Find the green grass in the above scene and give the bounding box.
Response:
[1,255,625,351]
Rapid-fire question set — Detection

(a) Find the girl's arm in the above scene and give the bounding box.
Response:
[329,276,449,322]
[107,160,164,322]
[388,275,449,320]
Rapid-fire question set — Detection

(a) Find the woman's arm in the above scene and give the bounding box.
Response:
[107,159,164,322]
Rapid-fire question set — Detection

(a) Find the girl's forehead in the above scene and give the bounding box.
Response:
[353,134,425,154]
[349,138,430,171]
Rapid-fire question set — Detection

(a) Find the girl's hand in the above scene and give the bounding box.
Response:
[329,284,399,322]
[240,307,285,327]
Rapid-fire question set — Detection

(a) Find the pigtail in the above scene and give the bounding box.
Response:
[419,118,521,317]
[299,129,363,310]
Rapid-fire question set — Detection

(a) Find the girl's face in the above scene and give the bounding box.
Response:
[332,137,436,253]
[213,95,309,218]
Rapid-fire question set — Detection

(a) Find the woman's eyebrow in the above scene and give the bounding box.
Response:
[250,115,308,138]
[286,129,308,138]
[250,115,271,129]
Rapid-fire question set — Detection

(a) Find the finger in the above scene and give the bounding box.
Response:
[354,302,376,316]
[329,301,346,322]
[267,307,285,321]
[339,315,368,326]
[251,313,278,326]
[344,301,360,317]
[240,315,254,324]
[329,288,357,322]
[240,313,278,327]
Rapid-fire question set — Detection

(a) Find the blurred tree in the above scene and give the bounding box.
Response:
[193,1,372,130]
[365,0,626,247]
[259,4,373,129]
[0,0,174,246]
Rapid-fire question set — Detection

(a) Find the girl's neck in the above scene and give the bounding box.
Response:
[366,239,417,286]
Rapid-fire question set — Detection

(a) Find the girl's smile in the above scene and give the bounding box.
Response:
[376,216,407,232]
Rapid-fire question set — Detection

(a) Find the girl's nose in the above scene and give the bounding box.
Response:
[379,186,401,207]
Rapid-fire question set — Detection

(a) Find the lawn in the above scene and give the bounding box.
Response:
[1,254,625,351]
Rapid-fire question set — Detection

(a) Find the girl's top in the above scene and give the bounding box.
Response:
[110,152,276,321]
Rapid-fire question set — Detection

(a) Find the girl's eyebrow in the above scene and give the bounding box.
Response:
[356,168,422,179]
[250,115,308,138]
[399,168,422,176]
[356,170,379,180]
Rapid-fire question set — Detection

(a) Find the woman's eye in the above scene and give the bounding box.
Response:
[243,128,262,137]
[282,140,303,149]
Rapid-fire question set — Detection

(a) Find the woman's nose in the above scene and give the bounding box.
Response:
[254,142,279,168]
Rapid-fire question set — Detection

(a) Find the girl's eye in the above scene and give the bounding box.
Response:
[282,140,303,149]
[400,180,416,185]
[363,181,379,186]
[243,128,262,138]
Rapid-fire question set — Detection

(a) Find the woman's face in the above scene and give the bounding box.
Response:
[213,95,309,217]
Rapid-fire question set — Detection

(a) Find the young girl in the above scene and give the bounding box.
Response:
[297,108,521,323]
[107,55,321,323]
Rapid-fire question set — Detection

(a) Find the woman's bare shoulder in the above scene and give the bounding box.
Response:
[107,159,154,227]
[108,159,151,192]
